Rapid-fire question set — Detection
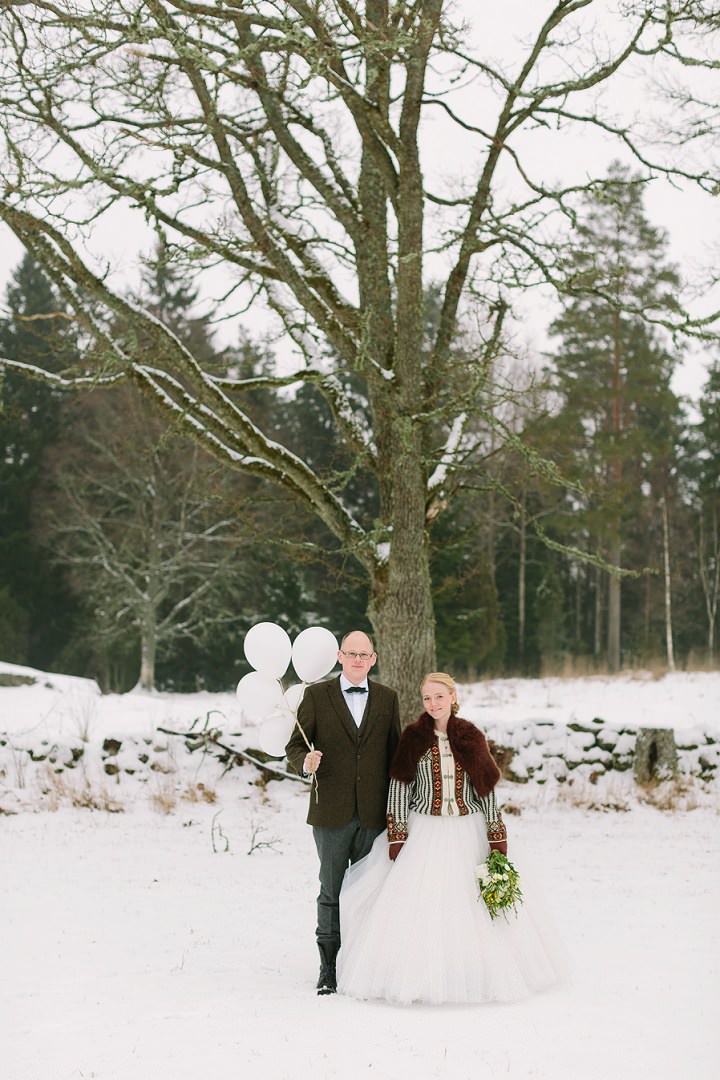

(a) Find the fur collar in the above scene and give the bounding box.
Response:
[390,712,500,797]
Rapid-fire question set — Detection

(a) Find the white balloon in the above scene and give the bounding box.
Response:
[284,682,307,714]
[257,710,296,758]
[243,622,292,678]
[235,671,285,723]
[291,626,339,683]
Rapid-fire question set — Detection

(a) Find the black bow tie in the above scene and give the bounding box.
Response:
[345,686,367,694]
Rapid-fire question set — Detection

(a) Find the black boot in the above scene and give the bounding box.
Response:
[316,942,339,995]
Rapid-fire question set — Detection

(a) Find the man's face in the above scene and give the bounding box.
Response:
[338,632,377,685]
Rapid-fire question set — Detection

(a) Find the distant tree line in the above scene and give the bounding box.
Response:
[1,172,718,691]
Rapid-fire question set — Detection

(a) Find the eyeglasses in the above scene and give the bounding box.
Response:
[341,650,374,660]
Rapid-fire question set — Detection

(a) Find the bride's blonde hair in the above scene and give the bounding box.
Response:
[421,671,459,714]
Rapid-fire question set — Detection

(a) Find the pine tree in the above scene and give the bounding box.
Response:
[0,255,80,667]
[135,235,220,368]
[546,164,684,670]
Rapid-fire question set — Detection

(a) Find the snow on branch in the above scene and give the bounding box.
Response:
[427,411,469,494]
[0,357,126,390]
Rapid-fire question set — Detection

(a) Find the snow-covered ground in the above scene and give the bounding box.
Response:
[1,664,719,1080]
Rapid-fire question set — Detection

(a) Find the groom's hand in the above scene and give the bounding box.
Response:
[303,749,323,774]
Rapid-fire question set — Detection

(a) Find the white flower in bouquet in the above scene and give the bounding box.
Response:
[475,862,491,885]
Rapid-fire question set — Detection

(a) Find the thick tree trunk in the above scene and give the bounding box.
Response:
[367,448,436,723]
[368,553,435,727]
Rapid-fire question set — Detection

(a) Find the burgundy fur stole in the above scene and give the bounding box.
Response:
[390,713,500,797]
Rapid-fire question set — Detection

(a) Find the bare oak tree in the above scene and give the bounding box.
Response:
[0,1,718,711]
[42,386,252,691]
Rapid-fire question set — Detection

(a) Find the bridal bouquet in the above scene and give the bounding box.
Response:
[475,850,524,920]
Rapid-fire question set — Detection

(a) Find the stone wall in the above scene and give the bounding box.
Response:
[1,718,718,804]
[483,717,718,784]
[0,732,179,795]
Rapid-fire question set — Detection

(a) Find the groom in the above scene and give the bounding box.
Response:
[285,629,401,995]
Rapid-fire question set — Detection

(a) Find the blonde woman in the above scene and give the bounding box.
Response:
[336,672,566,1004]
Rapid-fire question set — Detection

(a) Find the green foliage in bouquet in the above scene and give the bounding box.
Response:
[475,850,524,920]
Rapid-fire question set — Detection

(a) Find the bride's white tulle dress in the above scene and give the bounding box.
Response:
[336,810,568,1005]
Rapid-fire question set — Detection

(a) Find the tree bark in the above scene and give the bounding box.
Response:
[368,437,435,722]
[594,562,603,659]
[607,311,624,674]
[607,534,622,672]
[368,553,435,725]
[518,505,527,663]
[662,495,676,672]
[136,611,157,692]
[698,508,719,656]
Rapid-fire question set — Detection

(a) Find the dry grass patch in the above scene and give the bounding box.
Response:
[538,653,719,680]
[35,765,124,812]
[555,778,632,813]
[150,780,218,814]
[635,776,718,812]
[550,773,719,813]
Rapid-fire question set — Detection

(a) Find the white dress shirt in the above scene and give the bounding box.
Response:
[340,676,369,727]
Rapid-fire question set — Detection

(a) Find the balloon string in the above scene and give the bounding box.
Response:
[293,715,319,805]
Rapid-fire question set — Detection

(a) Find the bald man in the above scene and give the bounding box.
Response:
[285,630,401,995]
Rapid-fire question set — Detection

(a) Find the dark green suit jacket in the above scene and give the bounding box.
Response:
[285,676,401,829]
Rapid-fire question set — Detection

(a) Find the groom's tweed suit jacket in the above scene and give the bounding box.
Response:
[285,675,401,829]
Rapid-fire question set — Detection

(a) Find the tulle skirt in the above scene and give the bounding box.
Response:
[337,811,568,1005]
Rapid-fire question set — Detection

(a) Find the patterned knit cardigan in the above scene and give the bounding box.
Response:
[386,712,507,853]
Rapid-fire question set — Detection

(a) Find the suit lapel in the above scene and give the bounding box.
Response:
[327,676,360,743]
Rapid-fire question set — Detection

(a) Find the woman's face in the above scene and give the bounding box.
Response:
[421,681,456,724]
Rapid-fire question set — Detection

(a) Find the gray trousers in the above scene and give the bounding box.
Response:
[313,815,382,949]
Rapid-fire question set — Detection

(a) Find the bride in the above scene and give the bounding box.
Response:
[336,672,568,1005]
